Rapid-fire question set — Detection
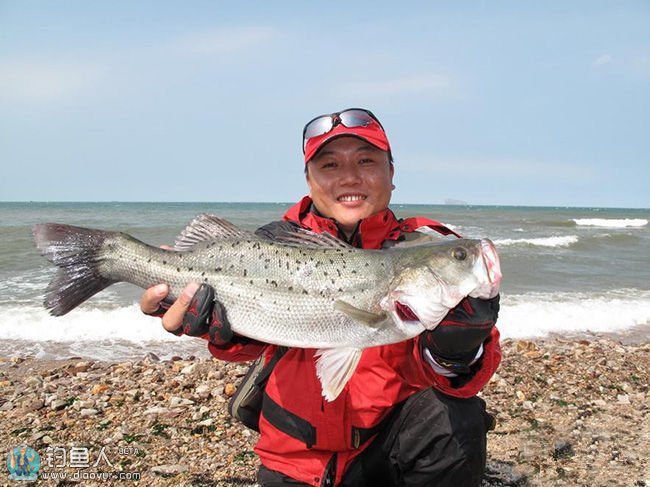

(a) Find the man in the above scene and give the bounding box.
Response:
[141,108,501,487]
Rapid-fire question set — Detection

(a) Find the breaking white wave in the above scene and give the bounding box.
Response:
[1,289,649,360]
[0,302,209,360]
[572,218,648,228]
[0,303,179,342]
[494,235,579,248]
[498,289,650,340]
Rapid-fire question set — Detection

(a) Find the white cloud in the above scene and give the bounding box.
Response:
[0,25,278,103]
[0,62,107,102]
[592,54,613,67]
[337,74,452,98]
[171,27,278,55]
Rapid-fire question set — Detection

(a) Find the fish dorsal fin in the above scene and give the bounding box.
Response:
[334,300,388,327]
[315,348,363,401]
[272,227,353,249]
[174,214,257,250]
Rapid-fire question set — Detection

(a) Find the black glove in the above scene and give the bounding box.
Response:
[146,284,233,345]
[146,297,173,319]
[422,295,500,374]
[178,284,233,345]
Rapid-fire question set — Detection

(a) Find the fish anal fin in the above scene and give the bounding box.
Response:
[315,348,363,401]
[174,214,258,250]
[334,300,387,327]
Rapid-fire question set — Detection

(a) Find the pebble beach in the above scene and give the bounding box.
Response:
[1,333,649,486]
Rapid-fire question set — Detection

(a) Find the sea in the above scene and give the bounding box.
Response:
[1,202,649,361]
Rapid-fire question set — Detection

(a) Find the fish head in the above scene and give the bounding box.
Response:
[381,238,501,332]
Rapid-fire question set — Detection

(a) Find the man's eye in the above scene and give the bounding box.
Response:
[360,158,375,165]
[321,162,337,169]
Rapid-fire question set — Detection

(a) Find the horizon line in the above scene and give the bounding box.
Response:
[1,200,649,211]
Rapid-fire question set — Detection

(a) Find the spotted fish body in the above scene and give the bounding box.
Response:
[33,214,501,399]
[107,235,400,348]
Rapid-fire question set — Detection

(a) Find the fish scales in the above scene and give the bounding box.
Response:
[99,234,397,348]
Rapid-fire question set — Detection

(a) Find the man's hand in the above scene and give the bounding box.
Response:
[140,283,233,344]
[422,295,500,374]
[141,282,197,332]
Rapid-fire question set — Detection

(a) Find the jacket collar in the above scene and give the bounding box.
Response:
[283,196,461,249]
[282,196,401,249]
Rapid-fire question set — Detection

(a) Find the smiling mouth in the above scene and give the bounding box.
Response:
[337,194,367,202]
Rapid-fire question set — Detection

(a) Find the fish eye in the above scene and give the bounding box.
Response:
[451,247,467,261]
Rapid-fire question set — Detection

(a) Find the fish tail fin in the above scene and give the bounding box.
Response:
[32,223,117,316]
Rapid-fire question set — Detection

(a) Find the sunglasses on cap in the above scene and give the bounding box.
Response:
[302,108,385,153]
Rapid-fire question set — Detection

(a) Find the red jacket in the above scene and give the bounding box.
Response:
[208,196,501,486]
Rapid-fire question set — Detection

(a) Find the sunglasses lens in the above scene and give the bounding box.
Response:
[303,116,334,140]
[302,109,384,153]
[339,109,376,128]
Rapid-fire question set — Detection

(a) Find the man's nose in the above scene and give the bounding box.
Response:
[338,164,362,184]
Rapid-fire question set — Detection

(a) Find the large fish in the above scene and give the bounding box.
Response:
[33,214,501,400]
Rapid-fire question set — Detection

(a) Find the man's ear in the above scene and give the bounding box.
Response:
[305,166,313,197]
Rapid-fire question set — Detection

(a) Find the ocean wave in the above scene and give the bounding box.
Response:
[0,269,129,305]
[498,289,650,340]
[0,303,180,343]
[2,289,649,359]
[494,235,579,248]
[572,218,648,228]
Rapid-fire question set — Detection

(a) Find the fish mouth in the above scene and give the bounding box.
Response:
[482,241,501,282]
[481,239,502,295]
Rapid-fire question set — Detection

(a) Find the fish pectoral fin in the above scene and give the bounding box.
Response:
[315,348,363,401]
[174,214,258,250]
[334,300,387,328]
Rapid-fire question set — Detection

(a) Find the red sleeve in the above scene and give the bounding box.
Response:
[207,339,267,362]
[415,327,502,398]
[170,328,267,363]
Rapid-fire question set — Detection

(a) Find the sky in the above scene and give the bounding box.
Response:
[1,1,649,208]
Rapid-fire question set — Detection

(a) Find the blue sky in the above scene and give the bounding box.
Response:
[1,1,648,207]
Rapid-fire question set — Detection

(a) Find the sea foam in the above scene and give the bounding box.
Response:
[0,303,209,360]
[0,303,179,342]
[572,218,648,228]
[494,235,579,248]
[2,290,649,360]
[498,290,650,340]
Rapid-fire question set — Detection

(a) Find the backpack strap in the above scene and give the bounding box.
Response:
[228,346,288,432]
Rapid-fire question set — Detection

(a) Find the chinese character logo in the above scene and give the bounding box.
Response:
[69,446,90,468]
[6,445,41,481]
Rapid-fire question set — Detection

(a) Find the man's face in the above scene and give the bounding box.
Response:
[306,136,394,235]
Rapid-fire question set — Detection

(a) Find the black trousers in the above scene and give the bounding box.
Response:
[258,388,493,487]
